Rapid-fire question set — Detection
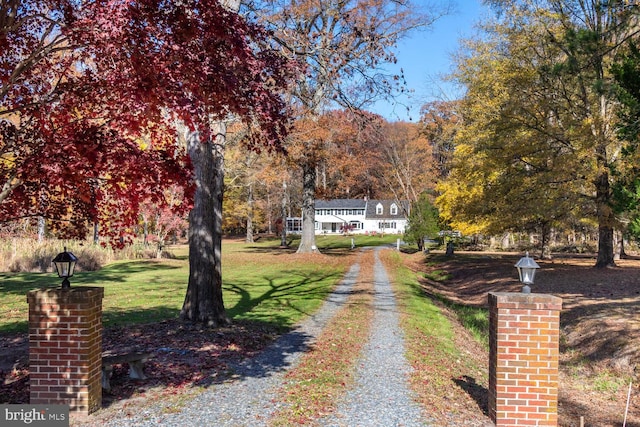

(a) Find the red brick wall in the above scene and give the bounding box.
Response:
[28,287,104,415]
[488,292,562,426]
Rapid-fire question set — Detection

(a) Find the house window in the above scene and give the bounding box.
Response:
[286,218,303,233]
[378,222,397,229]
[390,203,398,215]
[376,203,383,215]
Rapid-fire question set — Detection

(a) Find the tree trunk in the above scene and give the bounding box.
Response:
[297,161,318,253]
[212,121,225,323]
[540,223,552,260]
[613,229,622,261]
[595,171,615,268]
[180,122,229,326]
[266,192,273,235]
[37,216,45,242]
[156,241,163,259]
[501,232,510,250]
[156,213,164,258]
[280,181,288,247]
[596,224,615,267]
[143,217,149,248]
[445,241,454,256]
[246,182,254,243]
[549,228,557,248]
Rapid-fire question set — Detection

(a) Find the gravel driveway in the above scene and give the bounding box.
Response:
[318,249,430,427]
[102,248,430,426]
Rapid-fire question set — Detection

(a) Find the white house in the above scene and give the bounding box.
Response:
[290,198,409,235]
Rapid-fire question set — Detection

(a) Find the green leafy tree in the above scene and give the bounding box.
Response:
[612,42,640,245]
[405,193,440,251]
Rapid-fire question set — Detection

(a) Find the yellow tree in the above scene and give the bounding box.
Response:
[439,0,639,263]
[223,132,299,242]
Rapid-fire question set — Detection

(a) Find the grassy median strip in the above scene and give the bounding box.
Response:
[380,250,488,419]
[431,294,489,348]
[269,251,376,426]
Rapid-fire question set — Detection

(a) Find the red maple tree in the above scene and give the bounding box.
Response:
[1,0,296,246]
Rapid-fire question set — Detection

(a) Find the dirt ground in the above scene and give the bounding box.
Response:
[414,251,640,427]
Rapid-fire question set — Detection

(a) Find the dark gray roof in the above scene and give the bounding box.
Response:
[315,199,367,209]
[314,199,409,219]
[365,200,409,219]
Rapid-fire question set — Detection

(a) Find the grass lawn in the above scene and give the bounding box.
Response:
[0,235,402,334]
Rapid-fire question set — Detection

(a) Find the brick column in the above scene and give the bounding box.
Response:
[488,292,562,426]
[27,287,104,415]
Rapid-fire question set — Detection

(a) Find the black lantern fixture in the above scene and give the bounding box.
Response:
[514,252,540,293]
[52,247,78,289]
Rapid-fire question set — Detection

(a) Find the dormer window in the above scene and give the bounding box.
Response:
[376,203,383,215]
[390,203,398,215]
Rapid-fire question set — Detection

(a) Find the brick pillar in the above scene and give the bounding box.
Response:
[488,292,562,426]
[27,287,104,415]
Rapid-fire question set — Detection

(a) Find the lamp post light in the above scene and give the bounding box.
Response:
[52,247,78,290]
[515,251,540,294]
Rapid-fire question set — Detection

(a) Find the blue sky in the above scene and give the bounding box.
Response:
[369,0,489,121]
